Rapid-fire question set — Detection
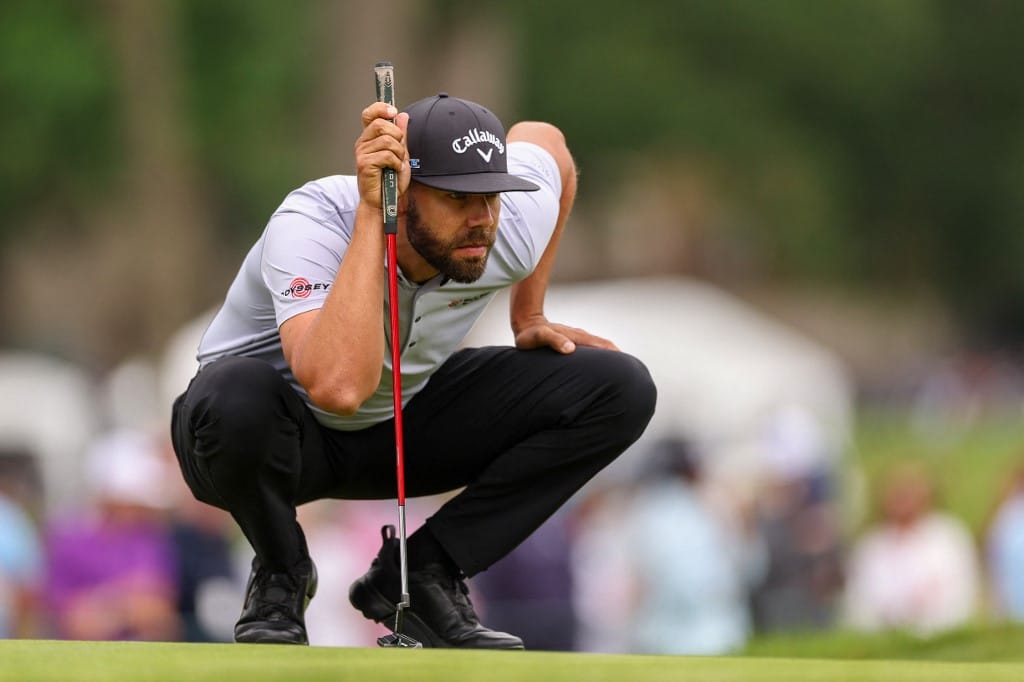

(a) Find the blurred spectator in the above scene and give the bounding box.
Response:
[471,508,576,651]
[569,485,634,653]
[984,464,1024,621]
[44,430,182,641]
[169,492,241,642]
[749,406,845,633]
[843,463,980,635]
[157,427,243,643]
[619,438,759,654]
[0,448,45,638]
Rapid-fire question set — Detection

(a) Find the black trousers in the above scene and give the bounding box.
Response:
[170,346,656,576]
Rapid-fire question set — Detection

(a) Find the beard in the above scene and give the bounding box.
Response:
[405,193,496,283]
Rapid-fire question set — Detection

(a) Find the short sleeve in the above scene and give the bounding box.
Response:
[261,212,347,327]
[507,141,562,198]
[495,142,562,275]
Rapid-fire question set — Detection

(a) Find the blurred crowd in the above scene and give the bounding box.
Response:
[4,344,1024,652]
[485,416,1024,653]
[3,420,1024,651]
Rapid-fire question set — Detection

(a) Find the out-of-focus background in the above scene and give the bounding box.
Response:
[3,0,1024,655]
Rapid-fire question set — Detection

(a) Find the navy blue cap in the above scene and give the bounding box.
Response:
[403,93,539,194]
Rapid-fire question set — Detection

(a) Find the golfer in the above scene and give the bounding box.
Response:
[170,92,657,648]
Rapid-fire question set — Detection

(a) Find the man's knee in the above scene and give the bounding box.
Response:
[593,349,658,441]
[559,348,656,445]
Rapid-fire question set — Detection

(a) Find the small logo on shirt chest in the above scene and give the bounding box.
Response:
[447,292,488,308]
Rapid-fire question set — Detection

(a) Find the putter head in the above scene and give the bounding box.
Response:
[377,605,422,648]
[377,632,423,648]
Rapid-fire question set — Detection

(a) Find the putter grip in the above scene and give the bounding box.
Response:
[374,61,399,235]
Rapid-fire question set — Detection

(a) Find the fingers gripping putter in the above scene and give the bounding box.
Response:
[373,61,422,649]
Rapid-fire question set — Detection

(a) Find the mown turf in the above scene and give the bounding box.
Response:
[743,624,1024,662]
[3,640,1024,682]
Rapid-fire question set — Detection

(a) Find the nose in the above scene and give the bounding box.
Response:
[466,194,498,227]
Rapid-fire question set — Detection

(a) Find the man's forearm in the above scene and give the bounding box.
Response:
[289,204,387,414]
[510,158,578,333]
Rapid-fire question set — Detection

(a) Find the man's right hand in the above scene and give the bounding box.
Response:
[356,103,411,211]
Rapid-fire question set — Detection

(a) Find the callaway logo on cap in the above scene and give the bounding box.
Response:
[403,93,539,194]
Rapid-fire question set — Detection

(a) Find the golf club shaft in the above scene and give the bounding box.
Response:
[374,61,411,611]
[387,235,411,610]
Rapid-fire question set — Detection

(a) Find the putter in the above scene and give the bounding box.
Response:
[373,61,422,649]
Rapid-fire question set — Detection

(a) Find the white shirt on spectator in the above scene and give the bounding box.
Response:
[843,511,980,635]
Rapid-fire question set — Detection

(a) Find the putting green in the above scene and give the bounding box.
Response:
[3,640,1024,682]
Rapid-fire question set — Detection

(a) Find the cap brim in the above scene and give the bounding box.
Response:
[412,172,539,194]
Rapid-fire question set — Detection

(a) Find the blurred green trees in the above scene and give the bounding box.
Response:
[0,1,117,228]
[3,0,1024,356]
[515,0,1024,338]
[179,0,315,237]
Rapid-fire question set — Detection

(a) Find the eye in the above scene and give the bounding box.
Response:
[447,192,467,201]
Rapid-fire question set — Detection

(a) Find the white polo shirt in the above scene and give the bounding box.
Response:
[197,141,561,431]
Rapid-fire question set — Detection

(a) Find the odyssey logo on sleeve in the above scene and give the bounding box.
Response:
[281,277,331,298]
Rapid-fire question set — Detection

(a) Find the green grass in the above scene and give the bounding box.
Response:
[744,624,1024,662]
[3,639,1024,682]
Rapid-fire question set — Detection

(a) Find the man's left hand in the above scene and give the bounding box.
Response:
[513,316,620,354]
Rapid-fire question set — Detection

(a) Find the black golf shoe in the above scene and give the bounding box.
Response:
[349,525,525,649]
[234,557,318,644]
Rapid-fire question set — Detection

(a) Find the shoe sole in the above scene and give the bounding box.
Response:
[234,629,309,645]
[348,575,524,650]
